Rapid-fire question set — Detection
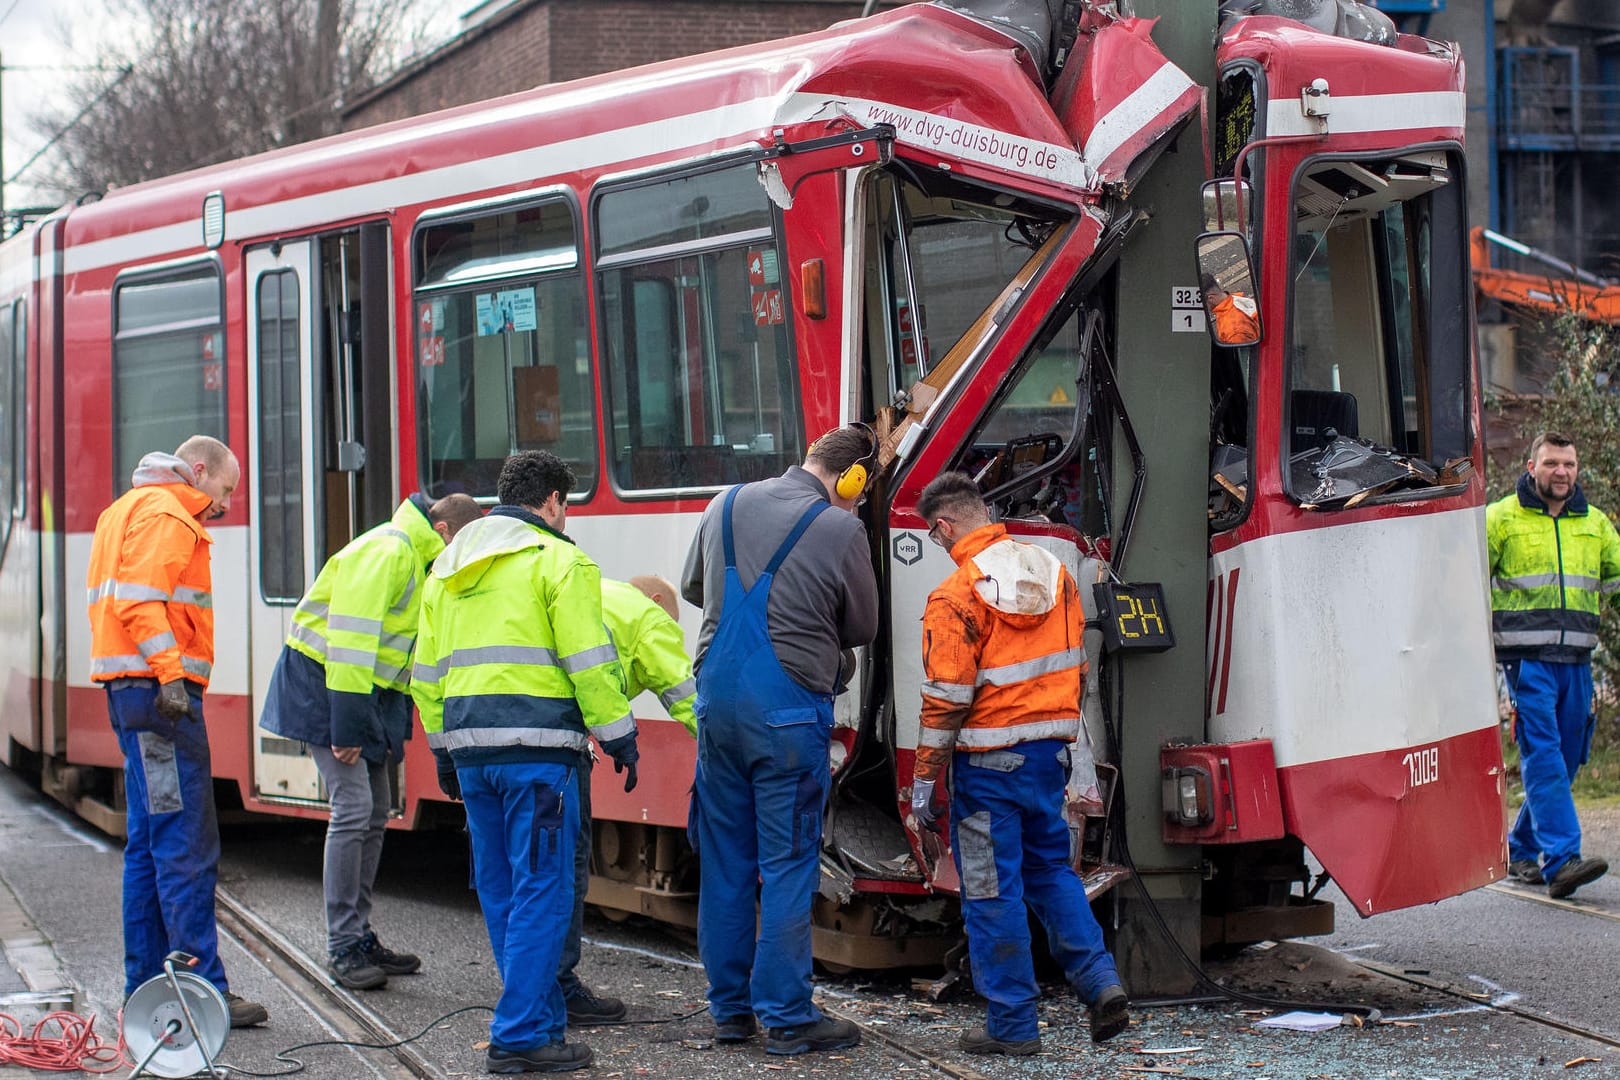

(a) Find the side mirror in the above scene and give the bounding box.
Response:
[1201,178,1253,237]
[1195,231,1262,348]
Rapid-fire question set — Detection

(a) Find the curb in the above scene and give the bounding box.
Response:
[0,872,80,1014]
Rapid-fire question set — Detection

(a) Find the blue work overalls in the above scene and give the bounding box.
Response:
[107,679,228,998]
[1505,659,1597,877]
[690,488,833,1030]
[462,760,578,1052]
[950,740,1120,1042]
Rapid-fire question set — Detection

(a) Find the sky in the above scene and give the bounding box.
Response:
[0,0,463,214]
[0,0,112,211]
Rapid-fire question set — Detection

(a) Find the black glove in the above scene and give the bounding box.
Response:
[599,734,639,793]
[911,777,945,834]
[155,680,191,720]
[434,751,461,801]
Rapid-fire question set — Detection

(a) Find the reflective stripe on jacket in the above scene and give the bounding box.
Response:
[915,523,1087,783]
[411,508,635,765]
[602,578,697,737]
[1487,473,1620,663]
[86,453,215,686]
[286,498,444,694]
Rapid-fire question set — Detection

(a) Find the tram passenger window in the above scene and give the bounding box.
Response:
[1286,152,1472,504]
[112,264,226,488]
[596,162,803,492]
[257,271,304,601]
[0,301,16,542]
[413,200,595,498]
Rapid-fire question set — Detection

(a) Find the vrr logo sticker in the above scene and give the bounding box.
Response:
[893,532,923,566]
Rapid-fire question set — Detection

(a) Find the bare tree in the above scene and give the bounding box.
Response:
[24,0,432,203]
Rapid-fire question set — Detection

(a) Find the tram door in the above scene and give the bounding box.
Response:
[246,240,322,804]
[246,226,397,807]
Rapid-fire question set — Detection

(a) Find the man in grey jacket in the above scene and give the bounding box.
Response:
[681,426,879,1055]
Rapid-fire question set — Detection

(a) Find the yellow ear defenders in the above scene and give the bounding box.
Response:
[834,423,880,502]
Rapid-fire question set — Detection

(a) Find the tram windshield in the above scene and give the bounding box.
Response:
[1284,150,1474,507]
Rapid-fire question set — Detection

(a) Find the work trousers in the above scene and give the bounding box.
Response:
[558,754,592,1000]
[949,739,1119,1042]
[691,702,831,1030]
[107,681,227,998]
[461,760,577,1051]
[1505,659,1596,876]
[310,746,392,956]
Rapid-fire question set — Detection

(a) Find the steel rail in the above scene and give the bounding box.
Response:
[1483,881,1620,924]
[820,1002,996,1080]
[1356,958,1620,1051]
[214,885,446,1079]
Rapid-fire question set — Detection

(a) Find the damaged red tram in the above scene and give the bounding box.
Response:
[0,0,1503,983]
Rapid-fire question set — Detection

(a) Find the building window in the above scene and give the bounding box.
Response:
[257,270,304,601]
[596,162,802,492]
[414,199,594,497]
[113,263,226,486]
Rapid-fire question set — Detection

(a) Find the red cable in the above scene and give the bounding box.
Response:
[0,1010,129,1072]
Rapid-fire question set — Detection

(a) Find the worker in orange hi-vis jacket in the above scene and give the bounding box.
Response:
[1201,273,1260,344]
[912,471,1127,1057]
[85,434,268,1029]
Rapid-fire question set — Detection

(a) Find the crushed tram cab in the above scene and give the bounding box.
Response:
[0,0,1502,990]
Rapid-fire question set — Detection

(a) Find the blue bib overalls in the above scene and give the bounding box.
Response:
[690,488,834,1029]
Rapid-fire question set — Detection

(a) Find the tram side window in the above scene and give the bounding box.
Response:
[0,302,16,540]
[413,200,595,498]
[1287,152,1471,504]
[112,264,227,487]
[596,163,802,492]
[257,271,304,601]
[11,300,21,523]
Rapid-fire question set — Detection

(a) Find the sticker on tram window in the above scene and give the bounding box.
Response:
[1402,746,1439,788]
[476,288,538,336]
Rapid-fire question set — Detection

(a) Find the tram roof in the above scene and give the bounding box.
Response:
[60,2,1074,256]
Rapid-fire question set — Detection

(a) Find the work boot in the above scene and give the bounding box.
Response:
[359,930,421,975]
[1547,856,1608,899]
[564,984,626,1024]
[1507,859,1544,885]
[485,1041,593,1073]
[713,1014,757,1043]
[328,943,388,990]
[959,1027,1041,1055]
[765,1016,861,1055]
[224,992,269,1028]
[1089,984,1130,1043]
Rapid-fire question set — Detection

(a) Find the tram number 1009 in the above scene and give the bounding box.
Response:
[1402,746,1440,788]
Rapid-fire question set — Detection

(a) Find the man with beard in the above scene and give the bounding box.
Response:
[1489,431,1618,898]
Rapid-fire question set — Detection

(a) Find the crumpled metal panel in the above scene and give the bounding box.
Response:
[1051,15,1201,189]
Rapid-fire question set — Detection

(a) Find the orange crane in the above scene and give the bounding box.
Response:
[1471,226,1620,323]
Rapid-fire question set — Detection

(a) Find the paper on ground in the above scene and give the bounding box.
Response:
[1252,1011,1344,1032]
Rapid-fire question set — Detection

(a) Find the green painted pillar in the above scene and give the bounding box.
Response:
[1106,1,1216,996]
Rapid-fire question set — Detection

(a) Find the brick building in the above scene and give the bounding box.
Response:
[342,0,914,129]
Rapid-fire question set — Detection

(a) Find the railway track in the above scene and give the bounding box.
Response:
[215,886,449,1079]
[1357,957,1620,1052]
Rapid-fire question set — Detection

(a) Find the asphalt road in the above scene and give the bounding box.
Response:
[0,769,1614,1079]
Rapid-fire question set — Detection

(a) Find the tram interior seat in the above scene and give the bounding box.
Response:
[1290,389,1358,451]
